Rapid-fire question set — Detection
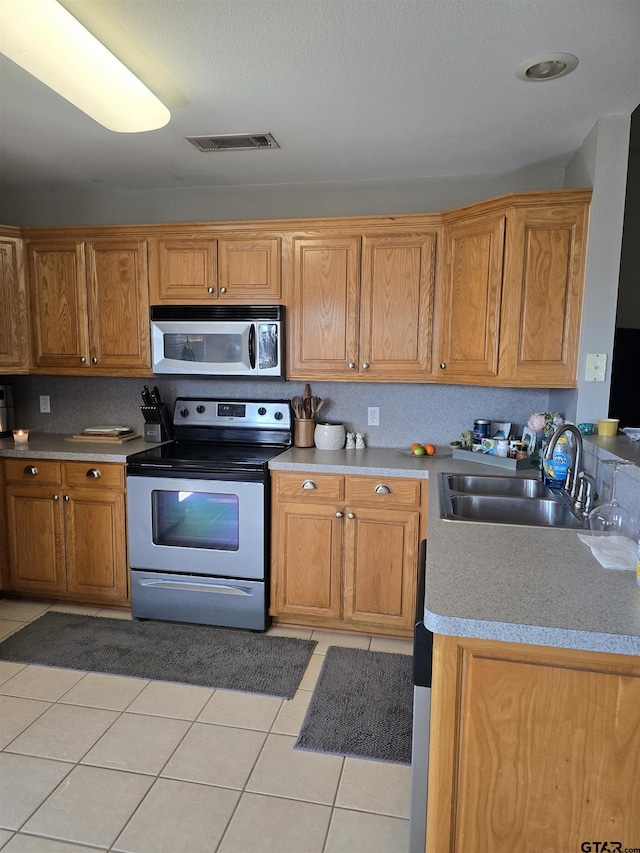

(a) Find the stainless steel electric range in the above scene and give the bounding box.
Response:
[126,397,292,631]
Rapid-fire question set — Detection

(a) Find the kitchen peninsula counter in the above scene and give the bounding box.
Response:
[270,447,640,656]
[0,433,161,462]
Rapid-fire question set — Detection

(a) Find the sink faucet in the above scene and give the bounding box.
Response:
[542,423,585,507]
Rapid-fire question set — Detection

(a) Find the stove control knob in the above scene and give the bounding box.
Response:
[180,408,189,418]
[274,411,283,420]
[258,407,267,416]
[196,405,205,414]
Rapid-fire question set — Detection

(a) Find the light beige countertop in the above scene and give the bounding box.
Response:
[270,447,640,656]
[0,433,163,463]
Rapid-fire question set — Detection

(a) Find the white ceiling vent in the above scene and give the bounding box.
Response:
[186,133,280,152]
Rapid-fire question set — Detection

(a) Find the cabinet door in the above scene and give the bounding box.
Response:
[271,501,343,621]
[85,240,150,371]
[5,485,66,593]
[289,236,360,377]
[0,238,29,372]
[150,237,217,301]
[218,236,281,300]
[435,214,505,381]
[64,487,128,602]
[28,241,89,370]
[428,636,640,853]
[500,203,589,386]
[343,506,418,633]
[360,233,436,378]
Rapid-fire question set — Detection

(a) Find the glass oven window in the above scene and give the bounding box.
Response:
[151,490,239,550]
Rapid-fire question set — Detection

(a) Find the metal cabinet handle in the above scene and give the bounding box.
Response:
[362,362,369,369]
[348,362,356,369]
[301,479,318,490]
[374,483,392,494]
[207,287,214,293]
[86,468,101,478]
[80,356,86,363]
[440,362,446,369]
[24,465,38,476]
[63,495,70,501]
[220,287,226,293]
[53,494,59,500]
[347,512,355,519]
[91,356,98,364]
[335,511,343,518]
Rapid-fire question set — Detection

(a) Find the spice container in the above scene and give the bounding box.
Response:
[473,419,491,442]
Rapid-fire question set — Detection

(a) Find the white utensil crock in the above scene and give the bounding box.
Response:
[314,422,346,450]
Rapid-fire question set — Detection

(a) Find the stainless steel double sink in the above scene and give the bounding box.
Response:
[439,473,588,529]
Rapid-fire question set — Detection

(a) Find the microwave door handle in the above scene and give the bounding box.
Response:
[248,323,256,370]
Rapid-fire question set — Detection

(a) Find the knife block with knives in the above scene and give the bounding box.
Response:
[140,386,173,442]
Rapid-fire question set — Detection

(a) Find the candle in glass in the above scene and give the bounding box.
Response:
[12,429,29,444]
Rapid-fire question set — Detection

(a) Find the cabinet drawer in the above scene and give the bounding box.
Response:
[62,461,125,489]
[274,472,344,500]
[4,458,61,485]
[344,475,421,507]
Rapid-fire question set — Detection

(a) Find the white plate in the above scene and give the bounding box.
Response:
[622,427,640,441]
[395,447,452,458]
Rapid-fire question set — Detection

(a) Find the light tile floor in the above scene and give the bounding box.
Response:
[0,598,413,853]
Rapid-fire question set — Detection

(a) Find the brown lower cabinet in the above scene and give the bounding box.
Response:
[3,458,128,606]
[426,634,640,852]
[270,471,426,637]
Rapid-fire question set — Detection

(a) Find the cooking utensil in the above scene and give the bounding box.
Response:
[291,396,304,418]
[141,386,153,405]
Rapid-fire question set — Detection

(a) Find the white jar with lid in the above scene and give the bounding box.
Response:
[314,422,346,450]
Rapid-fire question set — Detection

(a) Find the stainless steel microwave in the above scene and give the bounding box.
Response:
[150,305,285,378]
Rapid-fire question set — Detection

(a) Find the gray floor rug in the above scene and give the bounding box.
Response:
[0,611,316,699]
[295,645,413,764]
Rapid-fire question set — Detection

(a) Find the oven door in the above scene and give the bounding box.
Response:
[127,475,266,579]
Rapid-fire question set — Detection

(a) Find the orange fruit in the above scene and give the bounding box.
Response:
[410,442,423,452]
[423,444,436,455]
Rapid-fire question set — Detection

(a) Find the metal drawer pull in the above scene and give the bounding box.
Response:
[301,479,318,490]
[91,357,98,364]
[86,468,102,478]
[362,362,369,369]
[220,287,227,293]
[348,362,356,369]
[207,287,214,293]
[374,483,392,494]
[348,512,355,519]
[24,465,38,475]
[335,511,343,518]
[63,495,69,501]
[53,494,59,500]
[140,580,251,595]
[80,356,86,363]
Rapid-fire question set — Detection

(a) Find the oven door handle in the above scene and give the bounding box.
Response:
[248,323,256,370]
[138,579,253,595]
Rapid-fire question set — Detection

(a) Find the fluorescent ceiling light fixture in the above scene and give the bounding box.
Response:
[0,0,170,132]
[516,53,579,82]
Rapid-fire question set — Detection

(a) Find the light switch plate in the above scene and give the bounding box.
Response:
[585,353,607,382]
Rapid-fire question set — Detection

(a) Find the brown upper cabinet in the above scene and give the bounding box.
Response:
[148,232,281,303]
[27,236,151,374]
[16,189,591,385]
[0,229,29,374]
[433,191,590,387]
[288,230,438,380]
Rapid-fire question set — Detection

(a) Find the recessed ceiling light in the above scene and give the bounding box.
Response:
[516,53,579,82]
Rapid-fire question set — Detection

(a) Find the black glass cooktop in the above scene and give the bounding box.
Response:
[127,440,288,474]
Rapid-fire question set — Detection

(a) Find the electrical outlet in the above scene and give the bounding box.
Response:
[368,406,380,427]
[39,395,50,413]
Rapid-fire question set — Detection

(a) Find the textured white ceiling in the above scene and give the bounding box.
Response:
[0,0,638,193]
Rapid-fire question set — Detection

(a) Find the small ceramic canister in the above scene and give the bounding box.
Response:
[355,433,366,449]
[345,432,356,449]
[314,422,346,450]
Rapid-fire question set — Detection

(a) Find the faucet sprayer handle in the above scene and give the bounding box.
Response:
[576,471,598,515]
